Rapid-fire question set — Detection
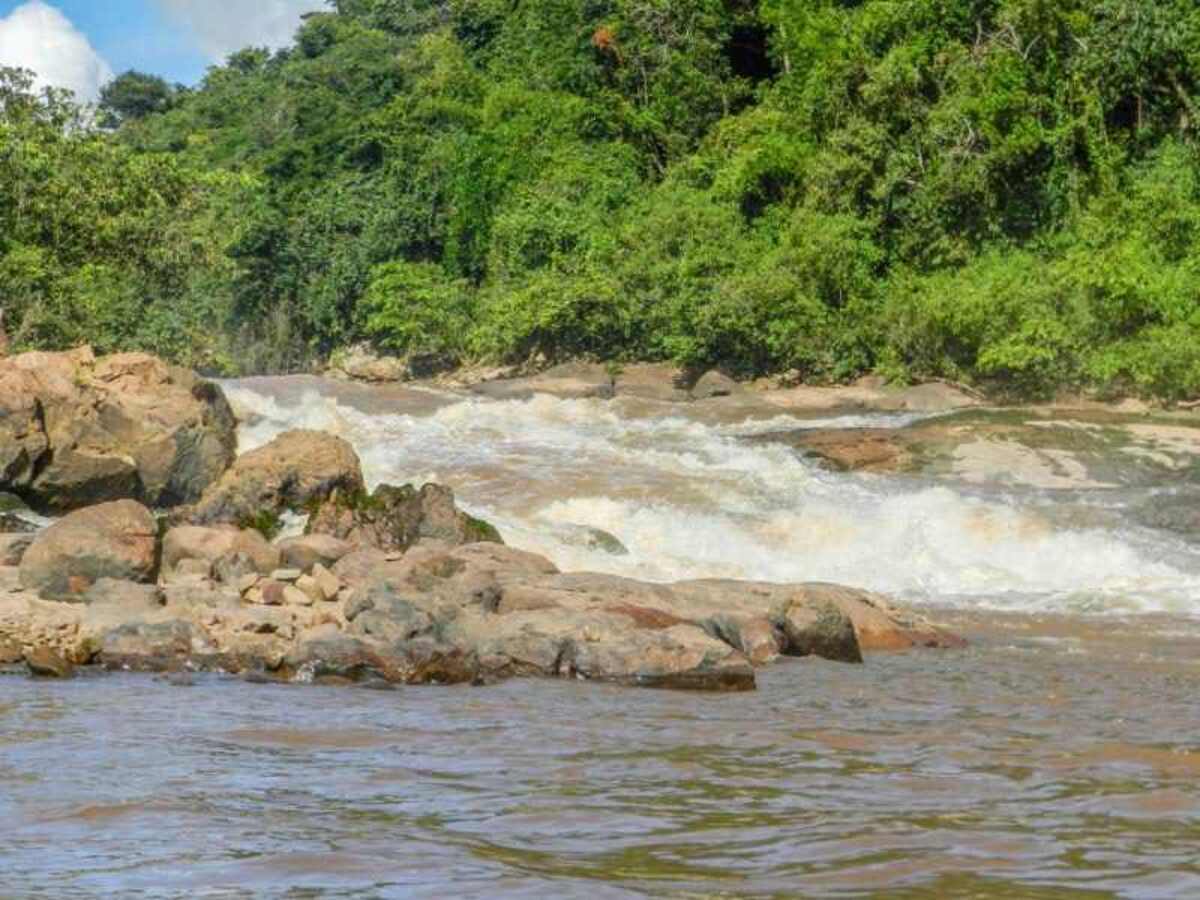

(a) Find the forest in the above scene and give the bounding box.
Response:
[2,0,1199,398]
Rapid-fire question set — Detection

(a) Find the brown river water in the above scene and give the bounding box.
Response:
[2,376,1198,898]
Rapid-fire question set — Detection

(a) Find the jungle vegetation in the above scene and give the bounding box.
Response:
[2,0,1199,398]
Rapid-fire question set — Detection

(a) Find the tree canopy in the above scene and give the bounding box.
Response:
[2,1,1199,398]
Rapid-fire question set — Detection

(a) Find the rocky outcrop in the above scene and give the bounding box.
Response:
[307,483,503,553]
[0,348,236,513]
[330,345,457,384]
[0,519,962,689]
[19,500,158,602]
[690,370,740,399]
[182,430,365,528]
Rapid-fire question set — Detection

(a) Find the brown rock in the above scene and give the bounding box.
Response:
[276,533,354,572]
[295,574,323,605]
[308,482,502,554]
[0,637,24,664]
[25,646,75,678]
[19,500,158,602]
[162,526,281,576]
[311,564,341,601]
[0,348,235,512]
[184,429,365,527]
[691,370,740,399]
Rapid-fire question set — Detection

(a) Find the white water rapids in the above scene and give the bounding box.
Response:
[223,377,1200,617]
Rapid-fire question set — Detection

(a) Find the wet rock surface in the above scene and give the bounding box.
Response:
[0,530,961,691]
[753,408,1200,491]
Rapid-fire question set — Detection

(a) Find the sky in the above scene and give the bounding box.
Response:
[0,0,324,101]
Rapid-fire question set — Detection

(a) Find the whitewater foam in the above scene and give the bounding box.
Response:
[222,379,1200,615]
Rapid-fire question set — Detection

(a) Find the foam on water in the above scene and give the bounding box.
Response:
[223,380,1200,615]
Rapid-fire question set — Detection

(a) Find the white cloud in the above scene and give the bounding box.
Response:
[154,0,325,61]
[0,1,113,102]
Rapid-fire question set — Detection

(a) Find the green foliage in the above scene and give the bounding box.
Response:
[98,70,178,127]
[5,1,1200,400]
[362,260,474,355]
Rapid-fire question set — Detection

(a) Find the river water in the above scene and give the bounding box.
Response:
[2,376,1198,897]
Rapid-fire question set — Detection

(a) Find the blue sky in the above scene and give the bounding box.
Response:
[0,0,323,100]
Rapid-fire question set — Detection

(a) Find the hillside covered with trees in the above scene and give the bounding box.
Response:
[2,0,1199,398]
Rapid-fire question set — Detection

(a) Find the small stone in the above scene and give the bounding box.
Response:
[283,585,314,607]
[271,568,303,583]
[295,574,323,605]
[257,580,286,606]
[25,647,75,679]
[237,573,261,595]
[312,564,341,602]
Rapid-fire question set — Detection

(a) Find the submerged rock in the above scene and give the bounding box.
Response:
[0,348,236,513]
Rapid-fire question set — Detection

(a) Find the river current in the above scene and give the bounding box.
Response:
[2,376,1198,897]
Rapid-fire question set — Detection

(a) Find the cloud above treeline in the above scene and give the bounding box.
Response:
[153,0,326,61]
[0,1,113,101]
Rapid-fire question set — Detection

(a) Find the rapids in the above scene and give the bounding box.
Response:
[225,376,1200,616]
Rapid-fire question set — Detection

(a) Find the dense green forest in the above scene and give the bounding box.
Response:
[2,0,1199,398]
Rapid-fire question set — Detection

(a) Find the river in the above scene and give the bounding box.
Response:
[2,375,1198,897]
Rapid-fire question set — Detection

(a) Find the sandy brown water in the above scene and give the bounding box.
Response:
[3,376,1199,897]
[2,612,1198,898]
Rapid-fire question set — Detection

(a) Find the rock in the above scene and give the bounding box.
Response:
[213,552,261,585]
[0,532,35,566]
[0,637,23,664]
[556,523,629,556]
[762,428,910,473]
[183,429,365,527]
[276,533,354,572]
[0,514,962,691]
[253,581,287,607]
[612,363,690,402]
[96,620,196,672]
[0,349,236,513]
[470,362,616,401]
[24,646,75,679]
[778,596,862,663]
[691,370,740,399]
[270,568,303,583]
[330,345,409,383]
[311,564,341,601]
[283,585,313,607]
[308,483,503,554]
[162,526,281,576]
[19,500,158,602]
[295,574,323,605]
[237,573,261,595]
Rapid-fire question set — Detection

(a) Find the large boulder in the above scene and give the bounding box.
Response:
[307,482,503,553]
[184,430,365,528]
[19,500,158,602]
[0,348,236,512]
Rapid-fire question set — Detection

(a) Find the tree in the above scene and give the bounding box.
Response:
[98,70,176,127]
